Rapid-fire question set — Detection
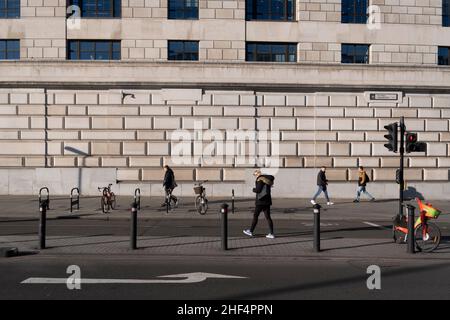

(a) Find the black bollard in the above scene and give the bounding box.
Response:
[231,189,235,214]
[134,188,141,210]
[221,203,229,251]
[407,204,415,254]
[313,204,321,252]
[39,200,48,250]
[131,202,138,250]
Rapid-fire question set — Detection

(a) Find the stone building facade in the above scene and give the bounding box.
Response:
[0,0,449,199]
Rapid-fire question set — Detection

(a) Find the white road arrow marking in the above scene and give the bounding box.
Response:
[21,272,246,285]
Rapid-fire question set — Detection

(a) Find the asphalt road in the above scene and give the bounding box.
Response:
[1,214,449,300]
[0,217,402,238]
[1,254,450,300]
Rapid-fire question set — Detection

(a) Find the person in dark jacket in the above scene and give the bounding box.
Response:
[243,169,275,239]
[353,166,375,203]
[311,167,334,206]
[162,165,178,207]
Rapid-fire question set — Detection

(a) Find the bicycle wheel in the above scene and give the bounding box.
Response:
[101,196,108,213]
[196,197,208,215]
[110,192,116,210]
[415,222,441,253]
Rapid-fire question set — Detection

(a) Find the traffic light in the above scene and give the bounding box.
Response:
[384,123,398,152]
[405,132,427,153]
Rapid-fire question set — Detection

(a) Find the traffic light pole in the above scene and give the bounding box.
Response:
[399,117,405,217]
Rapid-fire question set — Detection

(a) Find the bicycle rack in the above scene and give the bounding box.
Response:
[38,187,50,210]
[134,188,141,210]
[70,187,80,213]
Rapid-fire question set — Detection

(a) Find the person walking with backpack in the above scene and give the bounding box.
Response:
[243,169,276,239]
[311,166,333,206]
[353,166,375,203]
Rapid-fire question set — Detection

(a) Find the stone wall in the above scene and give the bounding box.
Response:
[0,87,449,198]
[0,1,449,64]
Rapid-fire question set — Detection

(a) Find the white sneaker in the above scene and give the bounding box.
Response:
[310,200,316,205]
[327,202,334,206]
[266,233,275,239]
[243,229,253,237]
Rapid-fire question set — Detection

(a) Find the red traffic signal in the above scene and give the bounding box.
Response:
[405,132,427,153]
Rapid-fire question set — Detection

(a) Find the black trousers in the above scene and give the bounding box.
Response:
[250,205,274,234]
[165,188,177,202]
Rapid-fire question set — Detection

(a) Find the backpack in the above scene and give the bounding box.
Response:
[365,173,370,183]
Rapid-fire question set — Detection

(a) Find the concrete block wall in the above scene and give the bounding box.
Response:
[371,44,438,65]
[298,0,341,22]
[1,0,449,64]
[1,87,450,198]
[373,0,442,25]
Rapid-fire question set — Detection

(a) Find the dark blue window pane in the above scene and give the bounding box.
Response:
[68,40,120,60]
[342,0,367,24]
[168,40,199,61]
[0,0,20,18]
[168,0,199,19]
[8,49,19,59]
[341,44,369,64]
[80,41,95,51]
[80,51,94,60]
[438,47,449,65]
[246,0,294,21]
[6,40,18,51]
[0,40,19,60]
[444,0,450,27]
[68,0,121,18]
[112,50,121,60]
[246,42,296,62]
[96,41,110,51]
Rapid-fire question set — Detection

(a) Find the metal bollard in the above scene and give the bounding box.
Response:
[130,202,138,250]
[406,204,415,254]
[39,187,50,210]
[70,187,80,213]
[231,189,235,214]
[39,200,48,250]
[134,188,141,210]
[221,203,229,251]
[313,204,321,252]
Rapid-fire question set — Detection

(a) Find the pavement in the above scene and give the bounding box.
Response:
[1,195,450,300]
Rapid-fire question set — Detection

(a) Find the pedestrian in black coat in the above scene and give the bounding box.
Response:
[243,169,276,239]
[311,167,334,206]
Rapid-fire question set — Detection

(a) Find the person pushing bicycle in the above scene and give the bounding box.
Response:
[162,165,178,207]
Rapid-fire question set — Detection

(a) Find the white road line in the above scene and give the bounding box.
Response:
[21,272,246,285]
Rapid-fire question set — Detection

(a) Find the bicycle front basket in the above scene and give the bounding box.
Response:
[193,186,203,194]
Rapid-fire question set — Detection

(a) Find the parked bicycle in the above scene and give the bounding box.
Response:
[194,180,208,215]
[393,197,442,252]
[98,184,116,214]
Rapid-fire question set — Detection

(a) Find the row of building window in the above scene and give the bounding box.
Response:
[1,0,450,27]
[1,39,450,66]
